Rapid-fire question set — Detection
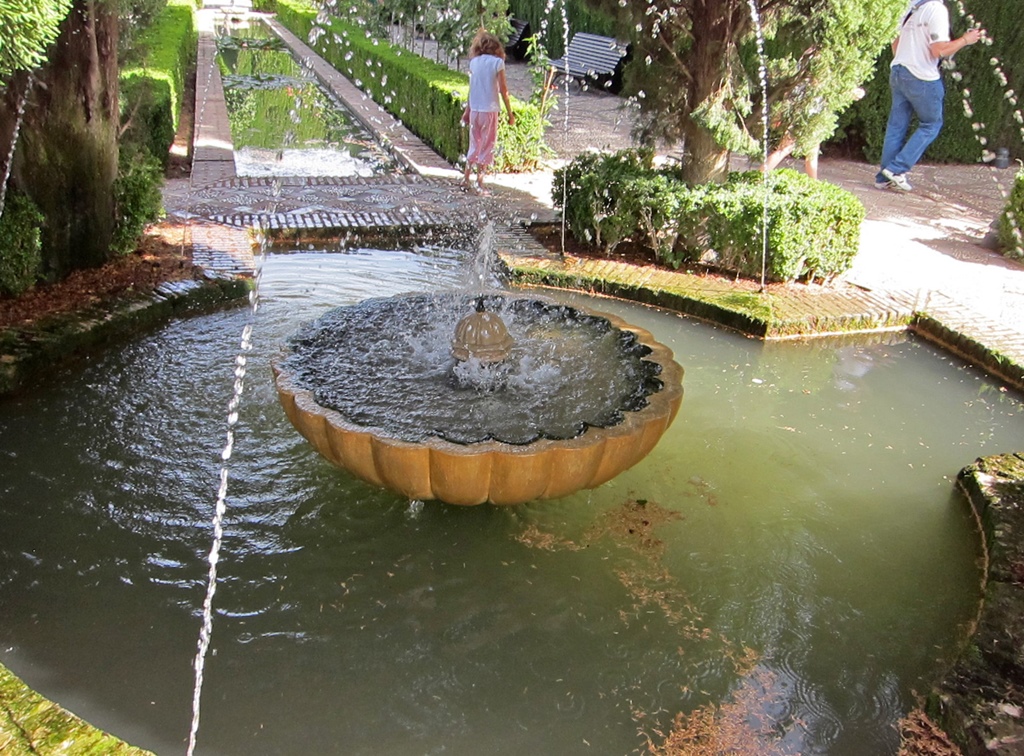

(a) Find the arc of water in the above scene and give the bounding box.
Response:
[0,74,34,225]
[173,20,235,750]
[555,0,571,256]
[532,0,571,258]
[186,316,258,755]
[745,0,771,291]
[185,9,290,752]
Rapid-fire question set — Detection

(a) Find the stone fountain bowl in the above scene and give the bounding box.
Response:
[272,295,684,506]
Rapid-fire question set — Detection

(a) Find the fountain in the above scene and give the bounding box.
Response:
[273,289,684,505]
[4,245,1019,755]
[4,3,1024,755]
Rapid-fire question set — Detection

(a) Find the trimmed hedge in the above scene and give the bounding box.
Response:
[258,0,549,172]
[119,0,197,166]
[554,150,864,283]
[507,0,616,59]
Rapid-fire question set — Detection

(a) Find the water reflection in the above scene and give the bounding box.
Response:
[0,247,1019,754]
[218,21,397,178]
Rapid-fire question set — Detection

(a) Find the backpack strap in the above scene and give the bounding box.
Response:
[902,0,942,26]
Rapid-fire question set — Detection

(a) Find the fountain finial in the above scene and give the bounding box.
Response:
[451,297,513,364]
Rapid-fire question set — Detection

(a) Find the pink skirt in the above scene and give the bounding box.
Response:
[466,111,499,168]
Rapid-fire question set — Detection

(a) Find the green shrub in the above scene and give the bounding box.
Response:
[120,0,197,166]
[677,170,864,282]
[112,146,165,257]
[262,0,549,171]
[555,147,655,249]
[554,152,864,283]
[0,193,44,297]
[998,168,1024,260]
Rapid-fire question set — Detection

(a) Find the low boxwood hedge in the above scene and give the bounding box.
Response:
[258,0,549,172]
[554,150,865,283]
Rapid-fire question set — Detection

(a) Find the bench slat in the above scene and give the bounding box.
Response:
[546,32,629,92]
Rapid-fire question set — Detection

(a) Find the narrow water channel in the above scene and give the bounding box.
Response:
[217,19,399,177]
[1,245,1021,755]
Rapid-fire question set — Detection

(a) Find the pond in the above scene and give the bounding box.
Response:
[1,243,1022,755]
[216,19,400,178]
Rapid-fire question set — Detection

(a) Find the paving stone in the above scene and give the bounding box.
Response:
[163,6,1024,393]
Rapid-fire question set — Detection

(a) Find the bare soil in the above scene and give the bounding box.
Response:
[530,223,663,268]
[0,224,206,330]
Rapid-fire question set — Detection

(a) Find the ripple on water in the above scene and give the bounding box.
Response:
[0,245,1013,756]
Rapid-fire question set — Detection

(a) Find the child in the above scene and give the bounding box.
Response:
[461,29,515,195]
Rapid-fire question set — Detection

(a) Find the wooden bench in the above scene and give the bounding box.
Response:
[545,32,630,93]
[504,18,531,61]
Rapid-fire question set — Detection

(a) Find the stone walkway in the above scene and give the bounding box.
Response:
[170,3,1024,389]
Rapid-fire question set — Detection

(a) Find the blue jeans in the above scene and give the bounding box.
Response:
[876,65,944,181]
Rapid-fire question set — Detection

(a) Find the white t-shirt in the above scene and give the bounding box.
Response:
[468,55,505,112]
[892,0,951,81]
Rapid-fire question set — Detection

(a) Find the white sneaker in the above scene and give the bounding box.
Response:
[881,168,912,192]
[874,179,892,190]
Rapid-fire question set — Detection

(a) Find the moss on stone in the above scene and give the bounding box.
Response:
[936,453,1024,754]
[503,254,918,341]
[0,276,251,396]
[0,663,153,755]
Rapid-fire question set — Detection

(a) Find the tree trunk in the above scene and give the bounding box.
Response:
[10,0,119,279]
[680,0,746,184]
[680,123,732,184]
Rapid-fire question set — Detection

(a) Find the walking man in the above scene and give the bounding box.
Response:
[876,0,982,192]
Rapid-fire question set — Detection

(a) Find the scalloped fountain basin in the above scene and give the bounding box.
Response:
[273,292,684,505]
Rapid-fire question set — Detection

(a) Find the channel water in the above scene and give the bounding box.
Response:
[2,242,1023,755]
[217,19,398,178]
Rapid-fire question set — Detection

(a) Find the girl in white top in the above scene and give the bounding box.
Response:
[461,29,515,195]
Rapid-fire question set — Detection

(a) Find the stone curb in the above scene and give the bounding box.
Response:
[941,454,1024,755]
[913,303,1024,392]
[0,274,252,396]
[0,663,154,755]
[495,243,1024,391]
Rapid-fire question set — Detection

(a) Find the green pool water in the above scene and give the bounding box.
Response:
[0,246,1020,755]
